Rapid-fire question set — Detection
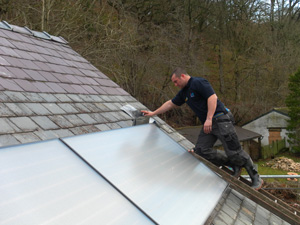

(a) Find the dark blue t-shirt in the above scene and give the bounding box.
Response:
[171,77,226,124]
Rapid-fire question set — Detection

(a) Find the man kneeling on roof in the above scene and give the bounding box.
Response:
[142,67,263,190]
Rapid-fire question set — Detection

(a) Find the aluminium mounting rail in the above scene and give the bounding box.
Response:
[191,153,300,225]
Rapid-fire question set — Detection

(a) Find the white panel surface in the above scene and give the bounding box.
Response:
[0,140,155,225]
[63,124,228,225]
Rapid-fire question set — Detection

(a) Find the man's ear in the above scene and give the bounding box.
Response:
[181,73,185,78]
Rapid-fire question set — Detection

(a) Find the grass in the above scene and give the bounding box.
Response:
[241,151,300,184]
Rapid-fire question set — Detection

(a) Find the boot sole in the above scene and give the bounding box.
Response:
[253,178,264,190]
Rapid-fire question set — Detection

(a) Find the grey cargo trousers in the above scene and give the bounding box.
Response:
[194,112,250,167]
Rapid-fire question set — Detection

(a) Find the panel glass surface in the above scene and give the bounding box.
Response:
[0,140,154,225]
[63,124,228,225]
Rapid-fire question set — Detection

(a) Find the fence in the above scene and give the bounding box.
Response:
[261,139,286,159]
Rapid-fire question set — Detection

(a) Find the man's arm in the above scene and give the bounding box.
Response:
[141,100,176,117]
[203,94,218,134]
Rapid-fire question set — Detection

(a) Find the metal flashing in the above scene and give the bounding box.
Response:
[10,24,32,35]
[0,21,12,30]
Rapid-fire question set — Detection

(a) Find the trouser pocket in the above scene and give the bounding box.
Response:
[217,121,241,151]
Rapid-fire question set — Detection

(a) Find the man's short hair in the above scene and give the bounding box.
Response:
[171,67,187,78]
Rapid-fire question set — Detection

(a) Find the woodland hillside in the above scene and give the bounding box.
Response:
[1,0,300,127]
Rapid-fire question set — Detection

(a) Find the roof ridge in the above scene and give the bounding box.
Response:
[0,20,68,44]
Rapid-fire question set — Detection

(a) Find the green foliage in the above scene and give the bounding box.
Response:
[286,68,300,152]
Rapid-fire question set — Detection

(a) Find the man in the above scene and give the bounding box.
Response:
[142,67,263,190]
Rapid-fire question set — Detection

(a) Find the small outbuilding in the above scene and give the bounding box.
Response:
[242,108,290,147]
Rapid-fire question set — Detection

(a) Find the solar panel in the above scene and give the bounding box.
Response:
[0,140,155,225]
[63,124,228,225]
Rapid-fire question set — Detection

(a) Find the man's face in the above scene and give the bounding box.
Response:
[171,74,186,89]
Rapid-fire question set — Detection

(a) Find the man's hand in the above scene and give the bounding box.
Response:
[203,119,212,134]
[141,110,155,117]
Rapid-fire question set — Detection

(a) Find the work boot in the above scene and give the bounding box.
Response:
[231,165,242,178]
[244,158,263,190]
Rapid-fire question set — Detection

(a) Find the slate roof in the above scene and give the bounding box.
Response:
[0,21,293,225]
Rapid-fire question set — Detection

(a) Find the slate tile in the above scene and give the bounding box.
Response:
[213,217,227,225]
[94,78,118,87]
[70,84,89,94]
[46,82,66,93]
[94,102,110,111]
[94,124,111,131]
[4,91,29,102]
[57,103,78,113]
[42,103,65,114]
[103,102,119,111]
[106,123,121,129]
[0,84,4,90]
[116,87,129,95]
[79,69,98,77]
[81,85,98,94]
[0,66,13,78]
[0,91,11,101]
[25,103,51,115]
[85,77,98,85]
[63,114,86,126]
[81,103,100,112]
[67,94,84,102]
[28,52,47,62]
[33,61,52,71]
[54,94,72,102]
[0,37,15,48]
[0,134,20,147]
[51,129,74,138]
[31,116,60,129]
[89,113,108,123]
[0,77,23,91]
[91,85,106,95]
[48,115,73,128]
[3,56,24,67]
[0,118,17,133]
[4,103,33,116]
[81,125,100,133]
[116,120,131,128]
[89,95,104,102]
[78,94,94,102]
[60,83,77,93]
[14,49,36,60]
[216,211,235,225]
[101,86,121,95]
[0,46,20,57]
[52,73,72,83]
[24,69,47,81]
[14,79,40,92]
[12,133,41,144]
[7,67,31,79]
[69,126,89,135]
[0,56,11,66]
[39,71,59,82]
[51,65,65,73]
[19,59,40,70]
[100,112,118,122]
[68,67,84,76]
[65,75,81,84]
[33,82,54,93]
[34,130,59,140]
[77,114,97,124]
[38,93,58,102]
[10,117,39,131]
[22,92,45,102]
